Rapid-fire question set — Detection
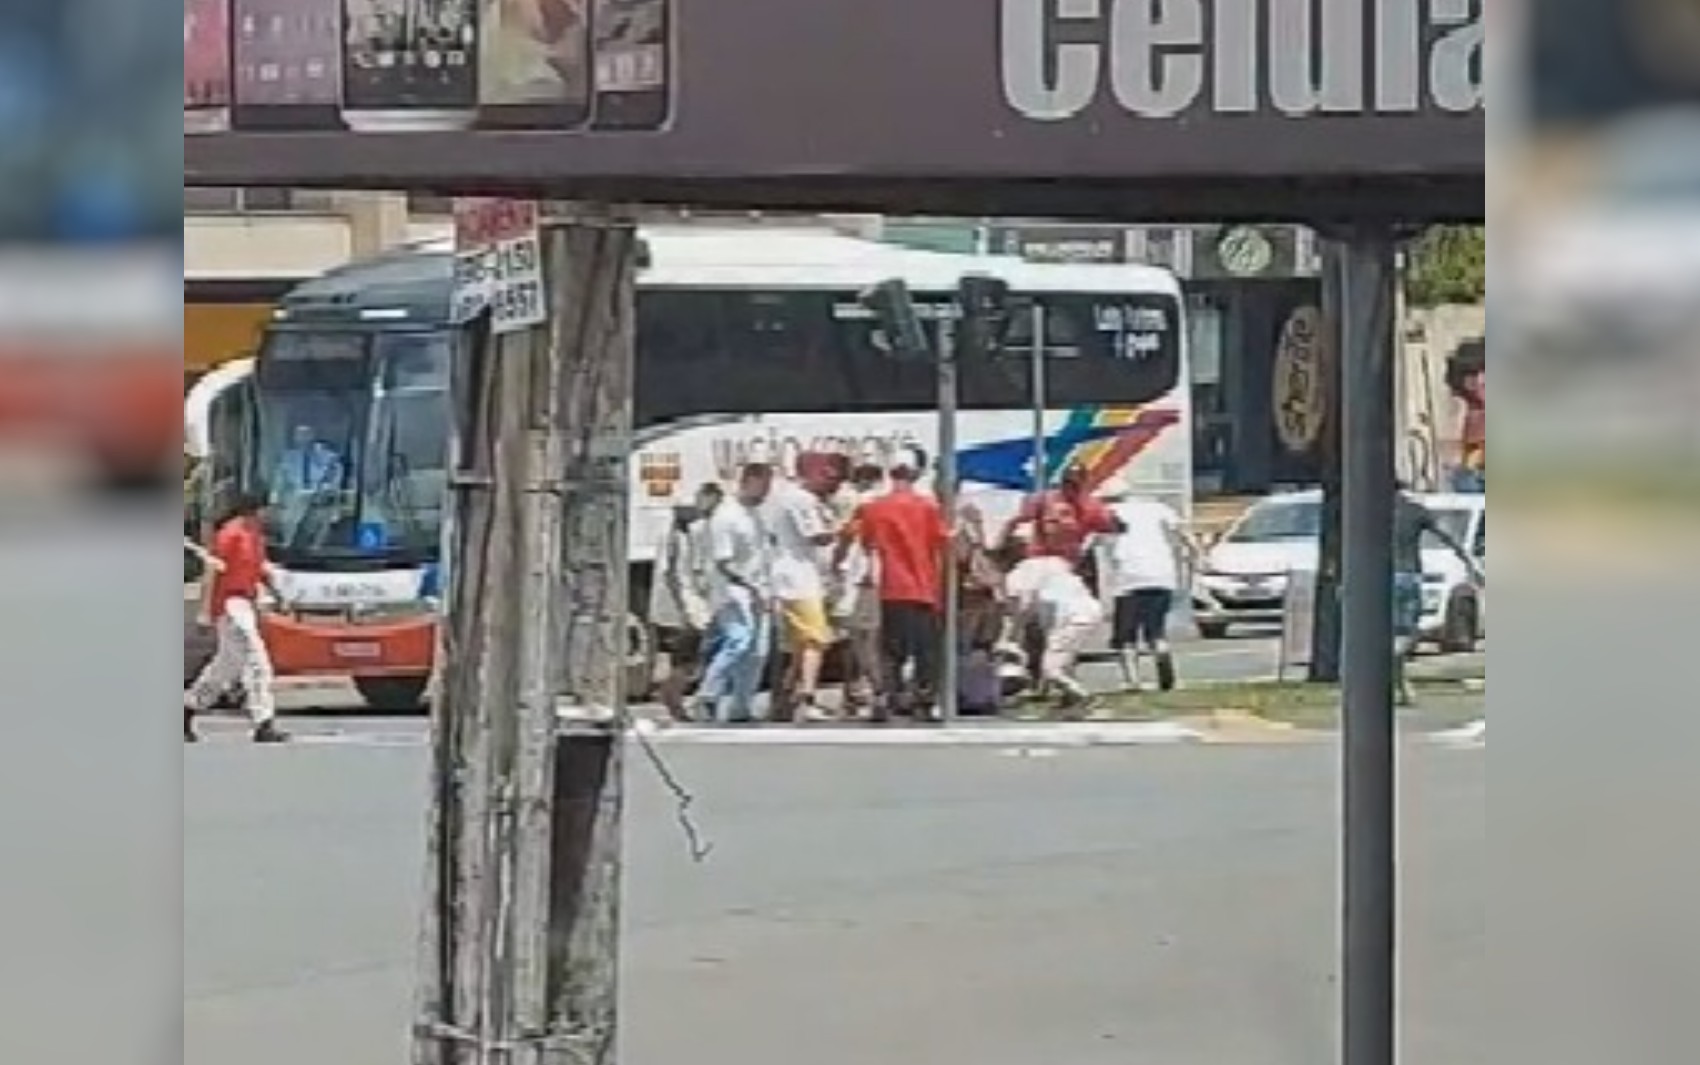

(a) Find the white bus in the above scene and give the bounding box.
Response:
[187,227,1190,709]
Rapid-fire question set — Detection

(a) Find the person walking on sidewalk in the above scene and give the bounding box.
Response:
[1102,486,1195,693]
[767,453,843,721]
[184,492,291,743]
[695,464,776,725]
[838,451,951,722]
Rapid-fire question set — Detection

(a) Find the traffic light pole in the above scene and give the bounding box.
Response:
[935,315,961,725]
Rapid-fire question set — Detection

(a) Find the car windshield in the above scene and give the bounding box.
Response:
[1227,498,1476,554]
[1424,506,1475,554]
[1227,499,1319,543]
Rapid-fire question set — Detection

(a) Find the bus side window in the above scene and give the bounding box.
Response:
[205,378,254,526]
[1472,514,1485,560]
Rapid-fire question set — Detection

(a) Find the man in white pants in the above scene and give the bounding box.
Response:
[184,492,291,743]
[1004,551,1104,718]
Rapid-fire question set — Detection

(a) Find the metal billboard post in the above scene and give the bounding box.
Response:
[1336,224,1401,1065]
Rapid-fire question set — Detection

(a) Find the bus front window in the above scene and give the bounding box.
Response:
[251,331,370,558]
[360,332,452,558]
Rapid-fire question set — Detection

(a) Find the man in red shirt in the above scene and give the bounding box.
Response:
[839,451,952,722]
[184,492,291,743]
[1000,463,1123,594]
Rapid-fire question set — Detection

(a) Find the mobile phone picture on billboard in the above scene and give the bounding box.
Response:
[233,0,343,129]
[591,0,670,130]
[478,0,591,129]
[184,0,233,133]
[341,0,480,131]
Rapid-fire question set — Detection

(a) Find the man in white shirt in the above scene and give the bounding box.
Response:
[765,452,843,721]
[695,464,776,724]
[1102,489,1195,692]
[1004,551,1104,717]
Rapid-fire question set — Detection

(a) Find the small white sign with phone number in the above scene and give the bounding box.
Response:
[450,198,548,335]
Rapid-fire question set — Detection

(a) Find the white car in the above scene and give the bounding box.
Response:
[1191,489,1486,651]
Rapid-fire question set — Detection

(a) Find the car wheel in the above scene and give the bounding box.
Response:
[1441,596,1480,654]
[1198,621,1230,640]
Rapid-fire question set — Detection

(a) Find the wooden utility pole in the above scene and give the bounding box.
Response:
[415,207,638,1065]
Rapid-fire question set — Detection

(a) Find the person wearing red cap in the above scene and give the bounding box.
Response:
[1000,463,1124,577]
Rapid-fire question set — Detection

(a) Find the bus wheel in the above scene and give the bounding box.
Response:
[354,676,430,714]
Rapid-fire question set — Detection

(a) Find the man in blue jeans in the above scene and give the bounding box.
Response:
[695,463,777,724]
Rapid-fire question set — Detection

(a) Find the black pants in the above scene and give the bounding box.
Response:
[1112,589,1175,649]
[879,601,941,710]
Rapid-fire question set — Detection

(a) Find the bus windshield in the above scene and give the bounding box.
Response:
[251,329,451,566]
[362,332,452,559]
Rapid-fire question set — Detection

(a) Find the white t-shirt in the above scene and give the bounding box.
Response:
[1106,498,1184,594]
[1006,556,1103,629]
[765,481,830,601]
[706,502,773,610]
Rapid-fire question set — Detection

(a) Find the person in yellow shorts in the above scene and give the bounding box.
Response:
[767,452,846,721]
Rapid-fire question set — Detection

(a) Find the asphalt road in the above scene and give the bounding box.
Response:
[185,741,1484,1065]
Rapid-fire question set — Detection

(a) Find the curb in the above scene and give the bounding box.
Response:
[1177,709,1314,746]
[630,720,1207,747]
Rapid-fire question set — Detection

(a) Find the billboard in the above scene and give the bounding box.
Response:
[185,0,1485,221]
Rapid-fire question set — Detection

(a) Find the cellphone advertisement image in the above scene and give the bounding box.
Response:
[591,0,670,130]
[341,0,480,131]
[184,0,233,133]
[479,0,592,128]
[233,0,343,128]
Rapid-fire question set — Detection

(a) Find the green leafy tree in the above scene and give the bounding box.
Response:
[1404,226,1485,307]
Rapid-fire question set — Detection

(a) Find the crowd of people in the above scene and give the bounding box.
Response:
[181,446,1198,741]
[646,448,1198,726]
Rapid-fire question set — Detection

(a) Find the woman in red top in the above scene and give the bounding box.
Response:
[184,493,291,743]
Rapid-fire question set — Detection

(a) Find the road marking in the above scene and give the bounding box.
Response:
[1430,720,1486,749]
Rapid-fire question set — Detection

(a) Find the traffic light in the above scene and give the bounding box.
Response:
[955,272,1011,356]
[859,278,932,360]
